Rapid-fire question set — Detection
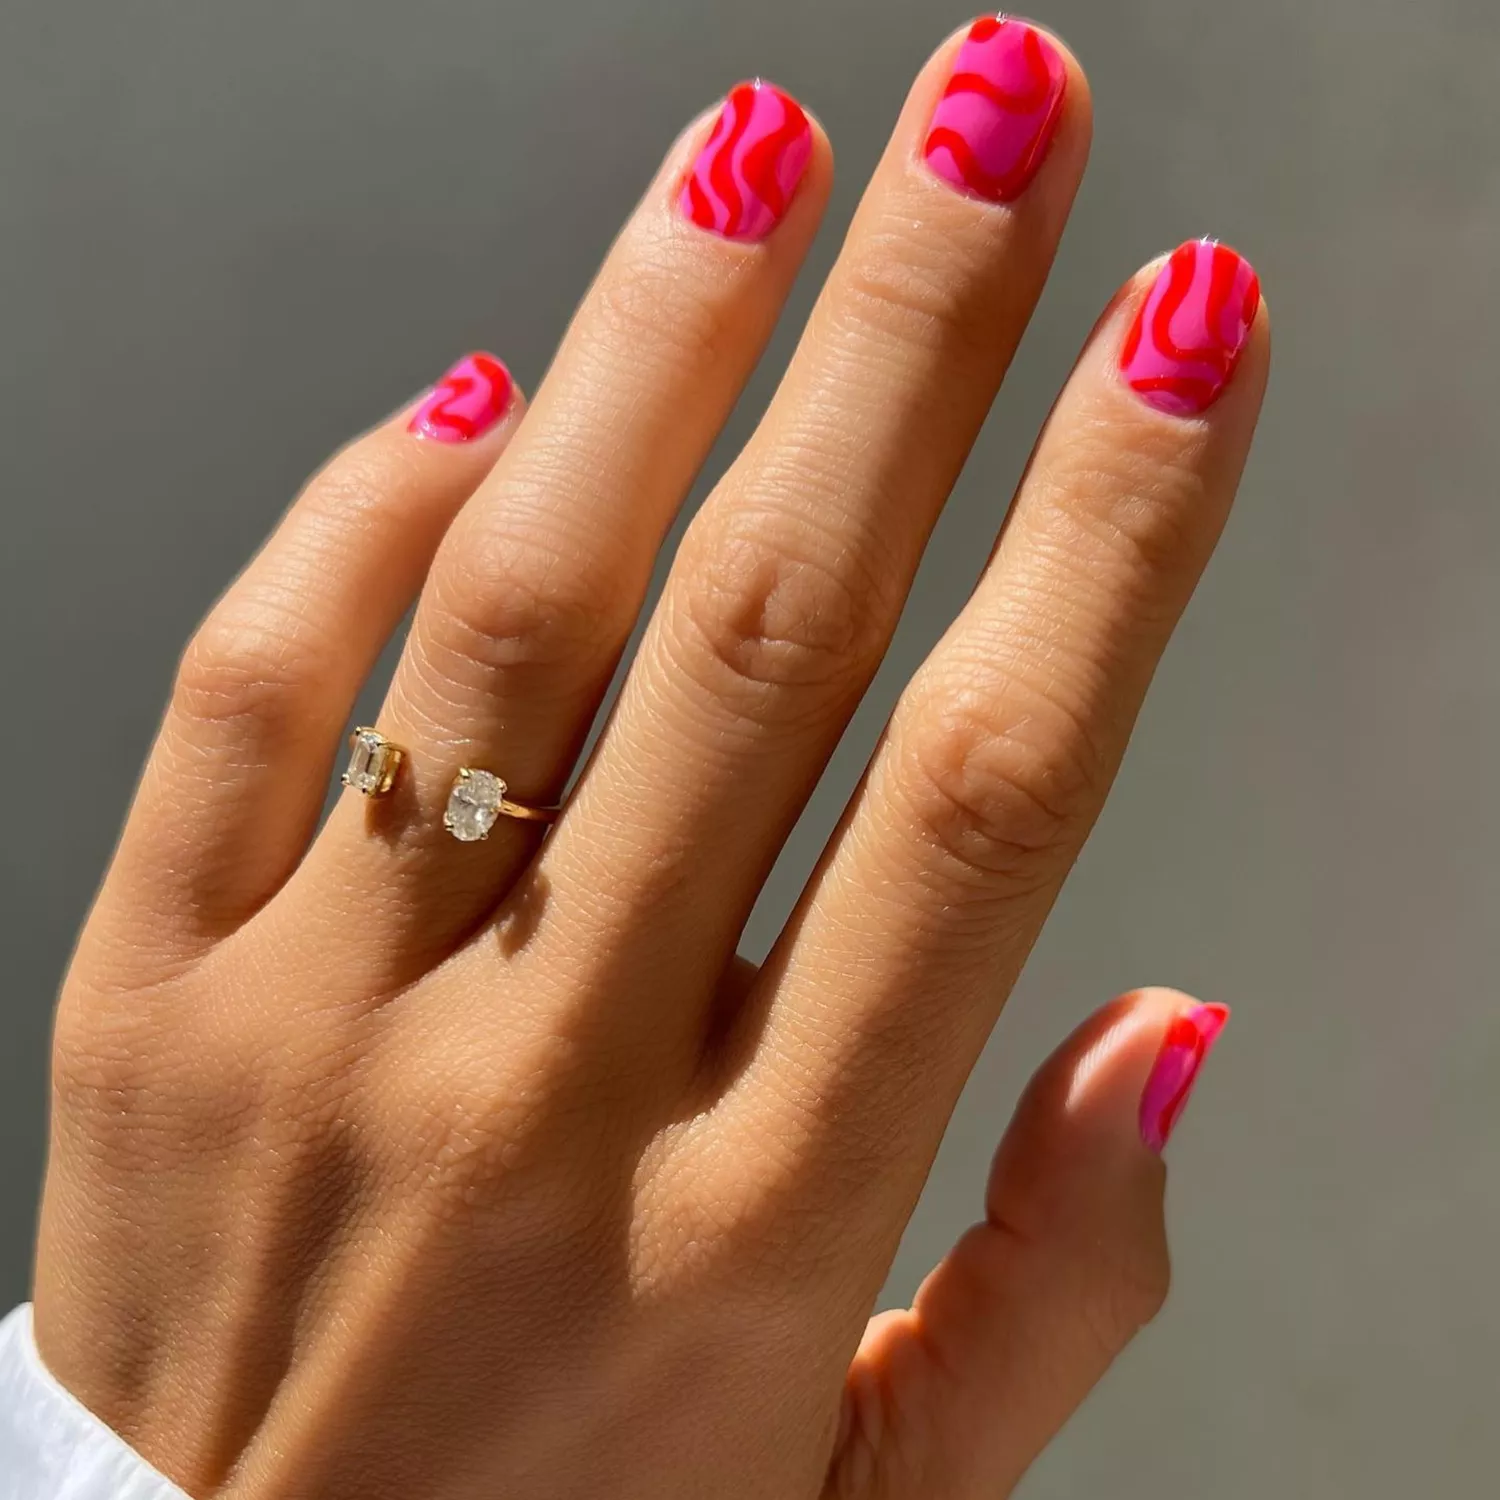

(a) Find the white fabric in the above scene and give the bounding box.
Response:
[0,1304,188,1500]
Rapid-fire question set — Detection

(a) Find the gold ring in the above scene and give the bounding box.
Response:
[444,768,560,842]
[342,727,406,797]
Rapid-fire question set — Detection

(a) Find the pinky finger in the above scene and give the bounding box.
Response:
[93,354,523,972]
[825,989,1229,1500]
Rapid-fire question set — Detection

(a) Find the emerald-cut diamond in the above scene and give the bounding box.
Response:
[444,769,505,842]
[342,727,401,797]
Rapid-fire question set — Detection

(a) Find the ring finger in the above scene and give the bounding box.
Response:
[280,85,832,983]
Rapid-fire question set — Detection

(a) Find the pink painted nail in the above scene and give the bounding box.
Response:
[1139,1002,1230,1154]
[679,79,813,241]
[1120,240,1261,416]
[923,16,1068,203]
[408,352,515,443]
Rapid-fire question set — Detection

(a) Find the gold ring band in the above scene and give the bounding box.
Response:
[495,796,559,824]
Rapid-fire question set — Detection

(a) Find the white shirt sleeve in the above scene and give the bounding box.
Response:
[0,1304,189,1500]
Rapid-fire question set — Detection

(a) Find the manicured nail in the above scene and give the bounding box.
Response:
[923,16,1068,203]
[1139,1002,1230,1154]
[1120,240,1261,416]
[408,352,515,443]
[679,79,813,241]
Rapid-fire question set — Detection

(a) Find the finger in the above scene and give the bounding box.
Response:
[720,240,1265,1246]
[287,84,831,981]
[533,19,1090,1053]
[89,357,522,973]
[826,990,1227,1500]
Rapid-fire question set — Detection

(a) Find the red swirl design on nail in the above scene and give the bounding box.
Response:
[923,18,1068,203]
[680,80,812,241]
[1139,1002,1230,1154]
[1120,241,1261,416]
[408,352,514,443]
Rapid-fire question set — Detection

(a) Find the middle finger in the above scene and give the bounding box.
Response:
[536,19,1089,1041]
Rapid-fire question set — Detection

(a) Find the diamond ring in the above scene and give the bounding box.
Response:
[342,727,406,798]
[444,768,560,842]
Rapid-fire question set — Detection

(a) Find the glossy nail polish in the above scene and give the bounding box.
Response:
[1120,240,1261,416]
[923,16,1068,203]
[1139,1002,1230,1154]
[408,352,514,443]
[679,79,813,241]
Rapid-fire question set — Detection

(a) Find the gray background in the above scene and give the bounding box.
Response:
[3,0,1497,1493]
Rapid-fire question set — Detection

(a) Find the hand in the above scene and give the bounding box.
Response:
[35,19,1264,1499]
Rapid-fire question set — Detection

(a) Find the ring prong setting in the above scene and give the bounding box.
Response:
[342,727,404,797]
[444,768,506,842]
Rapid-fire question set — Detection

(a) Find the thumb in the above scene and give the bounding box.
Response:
[826,989,1229,1500]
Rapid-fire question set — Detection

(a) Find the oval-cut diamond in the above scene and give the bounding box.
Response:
[445,769,505,842]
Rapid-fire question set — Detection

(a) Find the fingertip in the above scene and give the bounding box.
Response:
[399,351,525,447]
[1137,992,1232,1155]
[1113,239,1268,420]
[667,79,832,246]
[1021,18,1095,152]
[901,15,1091,213]
[987,986,1229,1220]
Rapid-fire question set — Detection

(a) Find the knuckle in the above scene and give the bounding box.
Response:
[592,227,752,376]
[835,223,995,367]
[894,679,1106,890]
[425,523,624,682]
[1032,432,1212,593]
[1100,481,1203,591]
[173,596,326,733]
[668,516,889,714]
[1120,1246,1172,1330]
[305,443,404,523]
[1079,1238,1172,1353]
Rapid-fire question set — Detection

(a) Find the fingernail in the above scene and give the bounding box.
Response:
[408,352,515,443]
[923,16,1069,203]
[1139,1002,1230,1154]
[1120,240,1261,416]
[679,79,813,241]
